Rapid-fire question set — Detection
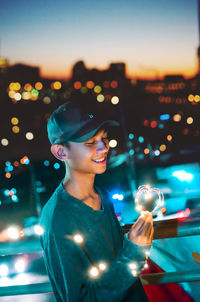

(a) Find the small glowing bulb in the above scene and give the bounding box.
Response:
[74,234,84,244]
[34,225,44,236]
[132,270,137,277]
[136,205,143,212]
[144,192,152,200]
[144,263,149,269]
[98,263,107,271]
[145,250,150,257]
[129,263,137,270]
[89,266,99,278]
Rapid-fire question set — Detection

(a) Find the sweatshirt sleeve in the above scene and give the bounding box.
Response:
[43,228,150,302]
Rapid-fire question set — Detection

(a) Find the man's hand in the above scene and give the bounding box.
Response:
[128,211,154,246]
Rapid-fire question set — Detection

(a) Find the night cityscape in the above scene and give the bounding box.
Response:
[0,0,200,301]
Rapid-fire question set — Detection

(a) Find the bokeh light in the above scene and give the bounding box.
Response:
[74,81,82,90]
[43,96,51,104]
[186,116,193,124]
[86,81,95,89]
[35,82,43,90]
[11,117,19,125]
[97,94,105,102]
[160,144,166,151]
[111,96,119,105]
[109,139,117,148]
[1,138,9,146]
[12,126,20,134]
[24,83,33,91]
[167,134,172,141]
[94,85,102,93]
[25,132,34,140]
[173,114,181,122]
[14,93,21,101]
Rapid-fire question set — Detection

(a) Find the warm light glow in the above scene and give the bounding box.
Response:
[14,161,19,167]
[94,85,102,93]
[111,96,119,105]
[89,266,99,278]
[35,82,43,90]
[167,134,172,141]
[97,94,105,102]
[98,263,107,271]
[74,81,82,90]
[8,90,16,98]
[14,93,21,101]
[194,95,200,103]
[144,148,150,154]
[12,126,20,134]
[1,138,9,146]
[110,80,118,88]
[51,81,62,90]
[187,116,193,124]
[159,144,166,151]
[173,114,181,122]
[9,82,21,91]
[86,81,95,89]
[24,83,33,91]
[5,172,11,179]
[26,132,34,140]
[43,96,51,104]
[109,139,117,148]
[74,234,84,244]
[187,94,194,102]
[150,121,157,128]
[22,91,31,100]
[11,117,19,125]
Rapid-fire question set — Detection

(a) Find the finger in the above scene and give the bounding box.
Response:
[143,222,152,238]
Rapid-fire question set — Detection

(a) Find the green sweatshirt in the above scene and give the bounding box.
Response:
[40,183,150,302]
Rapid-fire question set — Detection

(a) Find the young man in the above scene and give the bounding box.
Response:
[40,98,153,302]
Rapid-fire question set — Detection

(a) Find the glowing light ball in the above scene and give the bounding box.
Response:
[135,185,164,214]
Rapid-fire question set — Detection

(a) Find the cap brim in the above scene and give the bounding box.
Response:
[70,120,119,143]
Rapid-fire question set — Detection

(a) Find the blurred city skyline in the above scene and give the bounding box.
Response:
[0,0,198,79]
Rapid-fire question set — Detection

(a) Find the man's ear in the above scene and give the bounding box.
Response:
[50,144,69,161]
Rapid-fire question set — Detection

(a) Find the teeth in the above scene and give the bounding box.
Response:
[93,158,105,162]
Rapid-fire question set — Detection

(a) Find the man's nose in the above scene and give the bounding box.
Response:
[96,140,108,152]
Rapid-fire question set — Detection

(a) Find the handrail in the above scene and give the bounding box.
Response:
[122,217,200,239]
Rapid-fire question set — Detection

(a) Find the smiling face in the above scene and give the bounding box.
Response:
[66,129,109,175]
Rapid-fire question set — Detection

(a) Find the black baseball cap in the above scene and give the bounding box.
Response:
[47,100,119,145]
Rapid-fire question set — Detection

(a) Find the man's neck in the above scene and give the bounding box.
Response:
[63,170,97,201]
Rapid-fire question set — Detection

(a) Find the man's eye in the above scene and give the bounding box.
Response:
[85,142,95,145]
